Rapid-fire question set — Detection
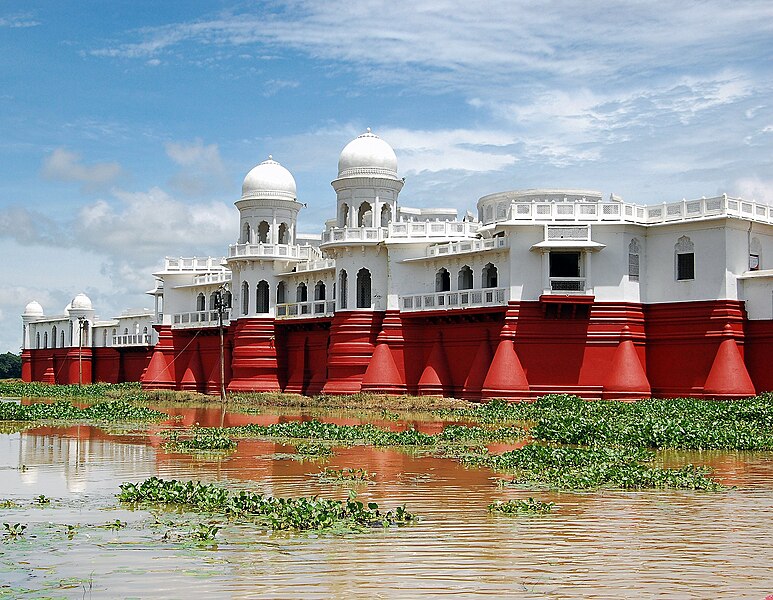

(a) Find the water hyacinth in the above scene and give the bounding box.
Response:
[488,497,555,515]
[164,427,237,452]
[0,398,168,423]
[118,477,416,531]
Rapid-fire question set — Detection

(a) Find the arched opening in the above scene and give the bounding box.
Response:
[243,222,251,244]
[356,268,372,308]
[482,263,498,288]
[276,281,287,305]
[258,220,270,243]
[112,328,116,345]
[210,292,218,310]
[340,203,349,227]
[296,282,308,303]
[52,326,57,348]
[380,204,392,227]
[81,322,89,346]
[61,330,65,347]
[241,281,250,315]
[339,270,348,309]
[102,330,107,346]
[124,327,129,335]
[69,321,73,346]
[256,280,269,313]
[458,265,473,290]
[143,326,148,335]
[36,332,40,349]
[278,222,289,244]
[196,293,206,312]
[43,331,48,349]
[435,268,450,292]
[314,281,326,301]
[357,202,372,227]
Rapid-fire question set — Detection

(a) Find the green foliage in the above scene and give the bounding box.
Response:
[190,522,221,541]
[3,523,27,539]
[34,494,50,505]
[0,381,142,400]
[118,477,416,531]
[0,398,168,423]
[164,427,237,452]
[101,519,127,530]
[0,353,22,379]
[489,497,555,515]
[294,442,333,456]
[0,500,20,509]
[316,468,373,482]
[466,443,724,491]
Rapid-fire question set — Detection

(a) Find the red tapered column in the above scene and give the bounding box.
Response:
[142,325,176,390]
[417,333,451,396]
[461,334,493,400]
[703,324,756,399]
[21,350,32,382]
[179,341,204,392]
[602,325,651,400]
[305,330,329,396]
[322,311,383,395]
[65,348,92,385]
[42,354,56,384]
[283,335,306,394]
[361,311,406,395]
[228,318,281,392]
[481,303,529,401]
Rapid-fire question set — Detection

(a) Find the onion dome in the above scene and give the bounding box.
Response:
[241,156,297,201]
[23,300,44,317]
[337,129,398,179]
[70,292,93,311]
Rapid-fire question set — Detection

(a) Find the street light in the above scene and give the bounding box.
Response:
[77,316,85,386]
[213,283,231,404]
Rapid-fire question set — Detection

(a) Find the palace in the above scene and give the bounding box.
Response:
[21,130,773,399]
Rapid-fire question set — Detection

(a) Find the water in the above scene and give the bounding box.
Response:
[1,404,772,599]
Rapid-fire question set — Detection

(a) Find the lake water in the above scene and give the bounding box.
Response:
[1,404,772,599]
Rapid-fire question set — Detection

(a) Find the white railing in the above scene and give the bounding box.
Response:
[401,287,507,312]
[164,257,226,272]
[112,334,152,347]
[227,243,320,260]
[321,221,481,244]
[426,236,506,257]
[322,227,387,243]
[549,278,586,293]
[479,195,773,226]
[276,300,336,319]
[293,258,336,273]
[193,271,232,285]
[172,309,231,329]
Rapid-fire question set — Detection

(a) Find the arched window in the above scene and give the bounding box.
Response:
[340,203,349,227]
[243,222,251,243]
[196,293,206,312]
[339,270,348,309]
[210,292,218,310]
[381,204,392,227]
[52,326,57,348]
[750,237,762,271]
[61,330,65,347]
[314,281,326,301]
[258,220,270,243]
[435,268,450,292]
[675,236,695,281]
[276,281,286,304]
[358,202,372,227]
[36,332,40,349]
[143,326,148,334]
[296,282,308,303]
[278,222,289,244]
[256,280,269,313]
[242,281,250,315]
[458,265,473,290]
[102,330,107,346]
[43,331,48,349]
[81,322,89,346]
[482,263,497,288]
[124,327,129,335]
[628,238,641,281]
[356,268,371,308]
[69,321,73,346]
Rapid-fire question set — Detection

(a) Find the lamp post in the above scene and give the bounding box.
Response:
[77,316,85,386]
[213,283,231,405]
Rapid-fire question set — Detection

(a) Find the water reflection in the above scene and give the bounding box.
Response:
[0,404,771,598]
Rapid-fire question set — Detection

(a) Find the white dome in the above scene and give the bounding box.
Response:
[338,129,398,179]
[70,293,93,311]
[241,156,297,201]
[24,300,44,317]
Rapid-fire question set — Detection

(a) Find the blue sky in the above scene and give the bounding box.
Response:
[1,0,772,352]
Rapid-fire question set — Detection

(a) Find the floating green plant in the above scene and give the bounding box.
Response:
[316,468,373,483]
[164,427,237,453]
[34,494,50,505]
[488,497,555,515]
[0,500,20,509]
[3,523,27,539]
[118,477,416,531]
[0,398,168,423]
[295,442,333,456]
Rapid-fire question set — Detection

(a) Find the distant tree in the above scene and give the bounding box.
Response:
[0,352,22,379]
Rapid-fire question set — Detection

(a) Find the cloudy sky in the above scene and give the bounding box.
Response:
[1,0,772,352]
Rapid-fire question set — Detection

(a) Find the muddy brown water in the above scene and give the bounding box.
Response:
[1,403,772,599]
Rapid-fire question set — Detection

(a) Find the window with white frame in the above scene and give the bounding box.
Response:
[675,236,695,281]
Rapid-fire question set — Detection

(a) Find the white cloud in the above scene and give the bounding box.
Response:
[263,79,300,97]
[165,138,228,195]
[41,148,122,190]
[0,13,40,28]
[733,177,773,205]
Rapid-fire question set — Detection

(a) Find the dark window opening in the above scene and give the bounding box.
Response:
[549,252,580,278]
[677,253,695,280]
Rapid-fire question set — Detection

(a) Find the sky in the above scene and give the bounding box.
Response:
[1,0,772,352]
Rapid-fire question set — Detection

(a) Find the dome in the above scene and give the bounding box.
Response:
[70,293,93,311]
[23,300,44,317]
[241,156,297,201]
[337,129,398,179]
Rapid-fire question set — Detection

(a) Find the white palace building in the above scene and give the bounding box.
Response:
[22,130,773,400]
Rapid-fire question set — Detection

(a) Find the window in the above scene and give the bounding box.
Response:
[210,292,218,310]
[314,281,326,301]
[458,265,473,290]
[339,270,348,309]
[43,331,48,349]
[243,222,251,243]
[296,282,308,303]
[278,222,289,244]
[550,252,580,277]
[276,281,286,304]
[241,281,250,315]
[380,204,392,227]
[103,330,107,346]
[256,280,269,313]
[482,263,497,288]
[36,332,40,349]
[52,326,57,348]
[196,293,206,312]
[357,202,372,227]
[340,203,349,227]
[258,221,270,243]
[750,237,761,271]
[356,268,371,308]
[436,268,450,292]
[628,238,640,281]
[675,236,695,281]
[143,326,148,334]
[61,331,65,347]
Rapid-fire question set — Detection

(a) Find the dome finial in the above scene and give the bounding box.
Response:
[366,127,371,134]
[268,154,273,160]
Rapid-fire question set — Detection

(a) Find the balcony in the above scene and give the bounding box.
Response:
[192,271,232,286]
[276,300,336,319]
[321,221,481,245]
[425,236,506,258]
[548,277,586,293]
[321,227,386,244]
[401,287,507,312]
[172,309,231,329]
[227,243,320,260]
[163,257,226,272]
[112,334,152,347]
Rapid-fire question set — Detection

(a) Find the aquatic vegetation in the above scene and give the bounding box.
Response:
[102,519,127,530]
[295,442,333,456]
[0,381,142,400]
[118,477,416,531]
[34,494,50,505]
[0,398,169,423]
[3,523,27,539]
[164,427,237,452]
[0,500,20,509]
[467,444,724,491]
[488,498,555,515]
[316,468,373,482]
[190,522,221,541]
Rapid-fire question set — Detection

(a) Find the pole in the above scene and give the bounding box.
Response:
[78,316,84,386]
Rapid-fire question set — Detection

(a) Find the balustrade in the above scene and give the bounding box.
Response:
[400,287,507,312]
[276,300,335,319]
